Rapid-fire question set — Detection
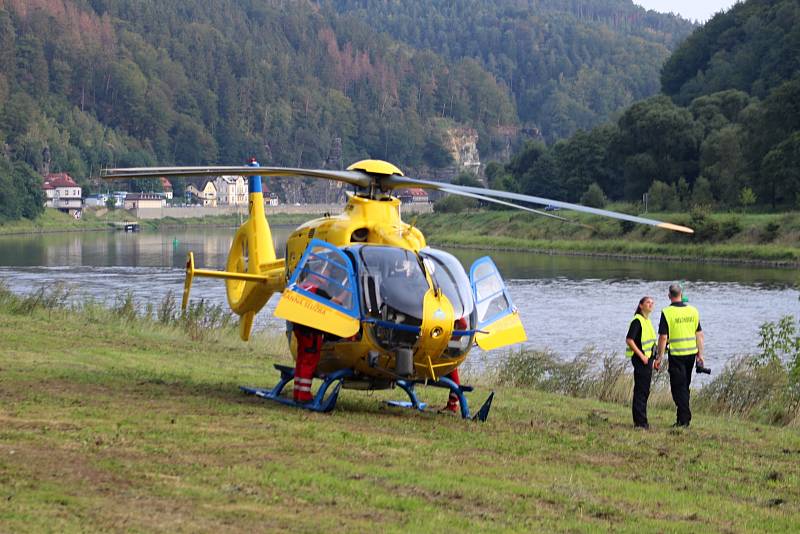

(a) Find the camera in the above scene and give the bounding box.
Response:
[695,363,712,375]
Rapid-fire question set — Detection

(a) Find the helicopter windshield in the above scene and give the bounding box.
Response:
[418,247,475,321]
[358,246,429,319]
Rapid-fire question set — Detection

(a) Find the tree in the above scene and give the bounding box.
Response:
[759,132,800,209]
[580,182,606,208]
[691,176,715,207]
[0,158,43,221]
[611,96,701,200]
[699,125,747,207]
[647,180,679,212]
[739,187,756,212]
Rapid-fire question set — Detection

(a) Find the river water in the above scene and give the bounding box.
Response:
[1,227,797,378]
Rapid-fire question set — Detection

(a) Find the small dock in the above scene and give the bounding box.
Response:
[109,222,140,232]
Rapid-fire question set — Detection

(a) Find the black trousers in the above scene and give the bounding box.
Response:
[668,355,695,426]
[631,356,653,427]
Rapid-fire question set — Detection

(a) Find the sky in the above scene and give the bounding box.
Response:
[634,0,740,23]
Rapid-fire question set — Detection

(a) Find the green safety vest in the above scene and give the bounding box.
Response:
[662,304,700,356]
[625,314,656,358]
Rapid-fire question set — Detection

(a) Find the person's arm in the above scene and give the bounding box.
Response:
[655,334,667,370]
[695,331,705,366]
[626,338,648,364]
[654,312,668,370]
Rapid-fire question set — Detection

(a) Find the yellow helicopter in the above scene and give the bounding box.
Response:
[103,159,692,420]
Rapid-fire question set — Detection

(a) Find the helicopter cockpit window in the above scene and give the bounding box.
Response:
[419,248,475,322]
[472,260,511,325]
[295,247,354,309]
[359,246,429,320]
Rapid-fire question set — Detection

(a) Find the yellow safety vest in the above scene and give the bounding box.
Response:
[626,314,656,358]
[662,304,700,356]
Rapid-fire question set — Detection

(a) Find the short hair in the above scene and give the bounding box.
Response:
[668,284,682,298]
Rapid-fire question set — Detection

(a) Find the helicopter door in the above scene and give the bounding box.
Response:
[469,257,527,350]
[274,239,361,338]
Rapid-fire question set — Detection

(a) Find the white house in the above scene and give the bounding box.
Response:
[186,181,217,207]
[214,175,247,206]
[160,177,174,200]
[42,173,82,216]
[84,194,109,207]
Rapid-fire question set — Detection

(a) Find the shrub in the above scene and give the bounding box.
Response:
[647,180,679,211]
[719,217,742,239]
[580,182,607,208]
[689,206,720,241]
[698,315,800,425]
[433,195,477,214]
[760,222,780,243]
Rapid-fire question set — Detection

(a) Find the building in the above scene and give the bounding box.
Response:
[42,173,82,216]
[160,177,174,200]
[84,193,109,207]
[262,183,280,206]
[214,175,247,206]
[111,191,127,208]
[397,188,429,204]
[124,193,166,210]
[185,181,217,207]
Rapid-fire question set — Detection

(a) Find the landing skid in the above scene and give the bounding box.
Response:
[242,364,493,421]
[240,364,354,413]
[389,377,494,422]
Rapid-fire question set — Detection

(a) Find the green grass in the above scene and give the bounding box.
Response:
[1,291,799,532]
[0,208,325,235]
[416,210,800,264]
[0,208,138,235]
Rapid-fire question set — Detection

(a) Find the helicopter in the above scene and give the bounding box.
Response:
[102,159,693,420]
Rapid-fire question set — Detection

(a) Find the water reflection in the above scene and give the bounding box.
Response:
[0,227,798,378]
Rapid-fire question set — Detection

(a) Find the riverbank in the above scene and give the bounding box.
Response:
[0,208,313,235]
[3,207,799,266]
[1,286,798,531]
[416,209,800,266]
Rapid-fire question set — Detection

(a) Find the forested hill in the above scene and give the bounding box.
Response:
[327,0,692,142]
[661,0,800,104]
[489,0,800,212]
[0,0,692,219]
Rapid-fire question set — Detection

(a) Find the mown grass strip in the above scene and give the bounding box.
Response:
[1,288,799,531]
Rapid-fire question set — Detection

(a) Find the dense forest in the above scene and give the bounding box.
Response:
[491,0,800,211]
[329,0,691,142]
[0,0,693,221]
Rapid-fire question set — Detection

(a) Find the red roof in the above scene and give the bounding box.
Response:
[160,177,173,190]
[43,173,78,188]
[400,188,428,197]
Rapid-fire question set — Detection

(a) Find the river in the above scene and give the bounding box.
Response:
[1,227,797,379]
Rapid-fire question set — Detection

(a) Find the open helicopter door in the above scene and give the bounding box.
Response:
[274,239,361,338]
[469,257,527,350]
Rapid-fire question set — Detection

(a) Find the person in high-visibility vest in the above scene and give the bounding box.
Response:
[654,284,704,427]
[625,296,656,429]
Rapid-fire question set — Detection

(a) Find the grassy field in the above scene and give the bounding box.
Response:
[0,208,138,235]
[0,208,313,235]
[416,209,800,265]
[1,294,799,532]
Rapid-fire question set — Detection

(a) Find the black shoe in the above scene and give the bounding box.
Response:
[634,424,650,430]
[672,422,689,428]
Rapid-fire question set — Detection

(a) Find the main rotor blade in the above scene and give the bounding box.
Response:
[102,166,372,189]
[439,187,573,222]
[384,176,693,234]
